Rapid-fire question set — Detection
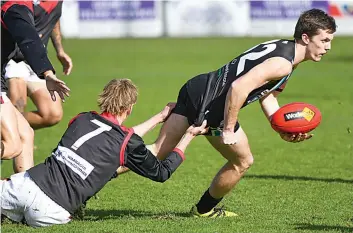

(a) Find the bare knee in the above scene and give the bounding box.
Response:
[41,108,63,127]
[234,154,254,172]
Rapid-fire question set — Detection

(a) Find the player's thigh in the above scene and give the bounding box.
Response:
[28,82,63,117]
[205,126,253,166]
[154,113,189,159]
[1,99,22,159]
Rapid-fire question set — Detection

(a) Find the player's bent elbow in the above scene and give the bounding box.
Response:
[153,171,172,183]
[230,81,250,98]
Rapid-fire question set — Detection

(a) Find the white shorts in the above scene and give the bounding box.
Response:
[4,60,45,83]
[1,172,71,227]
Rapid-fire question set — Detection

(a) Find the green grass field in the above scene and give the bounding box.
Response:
[1,37,353,233]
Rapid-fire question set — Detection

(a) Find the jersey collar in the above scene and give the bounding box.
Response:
[99,112,120,125]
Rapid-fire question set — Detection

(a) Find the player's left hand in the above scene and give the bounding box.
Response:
[45,72,70,102]
[221,130,237,145]
[279,132,313,143]
[57,51,73,75]
[160,102,176,122]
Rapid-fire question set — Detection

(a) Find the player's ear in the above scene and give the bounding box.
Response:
[301,33,310,45]
[127,105,133,116]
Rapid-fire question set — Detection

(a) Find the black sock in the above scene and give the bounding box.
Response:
[196,189,223,214]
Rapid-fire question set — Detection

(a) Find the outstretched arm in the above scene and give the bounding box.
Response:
[126,121,207,182]
[222,57,292,144]
[132,103,175,137]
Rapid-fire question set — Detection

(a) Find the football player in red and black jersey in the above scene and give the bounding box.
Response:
[0,79,207,227]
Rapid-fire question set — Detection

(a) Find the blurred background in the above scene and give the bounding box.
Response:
[60,0,353,39]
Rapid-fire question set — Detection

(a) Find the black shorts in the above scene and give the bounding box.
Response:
[172,84,197,126]
[172,83,240,136]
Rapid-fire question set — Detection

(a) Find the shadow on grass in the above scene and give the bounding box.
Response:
[244,174,353,184]
[295,223,353,232]
[85,209,190,221]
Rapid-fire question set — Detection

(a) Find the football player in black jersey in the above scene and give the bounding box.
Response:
[1,0,70,173]
[139,9,336,217]
[5,0,73,130]
[0,79,207,227]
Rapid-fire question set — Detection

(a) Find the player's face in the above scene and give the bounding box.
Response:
[306,29,334,62]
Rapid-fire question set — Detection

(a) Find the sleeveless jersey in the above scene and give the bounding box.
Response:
[186,39,295,127]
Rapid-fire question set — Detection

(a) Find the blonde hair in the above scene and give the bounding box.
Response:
[98,79,138,115]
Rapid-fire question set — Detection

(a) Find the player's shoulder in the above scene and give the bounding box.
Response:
[256,39,295,50]
[257,39,296,63]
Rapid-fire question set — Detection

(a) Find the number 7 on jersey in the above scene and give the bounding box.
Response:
[71,119,112,150]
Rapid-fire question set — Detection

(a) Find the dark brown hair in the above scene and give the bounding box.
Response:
[294,9,336,40]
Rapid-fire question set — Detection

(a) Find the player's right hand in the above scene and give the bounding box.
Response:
[279,132,313,143]
[45,72,70,102]
[187,120,208,136]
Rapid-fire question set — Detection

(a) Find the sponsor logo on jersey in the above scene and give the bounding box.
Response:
[222,63,229,87]
[284,107,315,122]
[53,146,95,180]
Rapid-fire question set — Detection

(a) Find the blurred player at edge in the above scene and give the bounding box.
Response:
[118,9,337,217]
[1,0,70,172]
[4,0,73,130]
[0,79,207,227]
